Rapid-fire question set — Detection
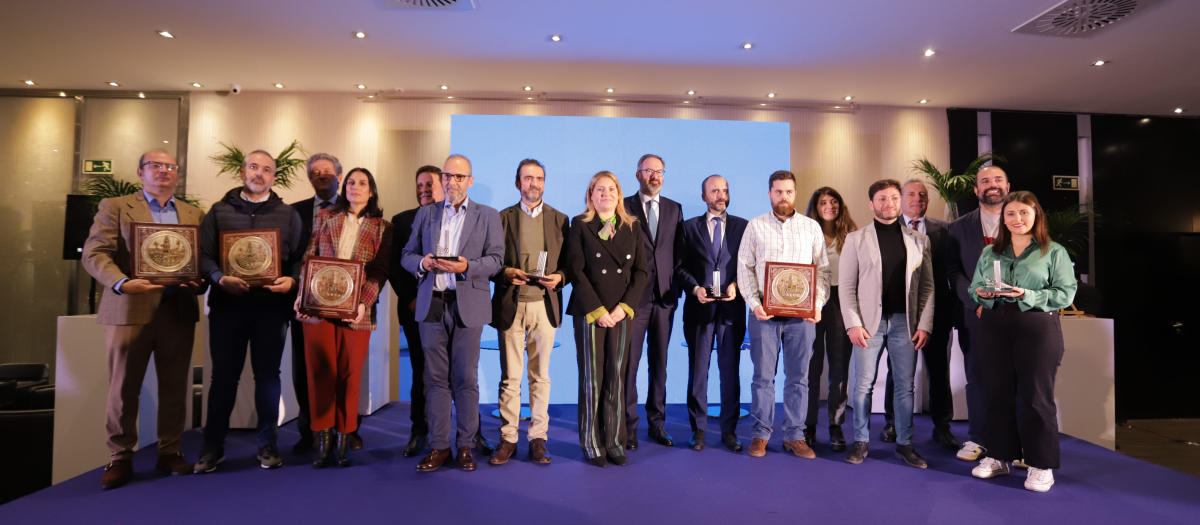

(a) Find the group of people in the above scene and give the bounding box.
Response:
[82,147,1076,493]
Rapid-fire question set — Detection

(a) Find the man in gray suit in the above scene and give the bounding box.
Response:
[839,179,935,468]
[401,154,504,473]
[880,179,960,450]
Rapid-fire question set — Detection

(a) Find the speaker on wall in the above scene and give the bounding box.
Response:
[63,194,93,260]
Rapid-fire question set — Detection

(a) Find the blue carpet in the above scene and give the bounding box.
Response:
[5,402,1199,525]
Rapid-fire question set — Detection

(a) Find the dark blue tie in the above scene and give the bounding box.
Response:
[711,216,723,282]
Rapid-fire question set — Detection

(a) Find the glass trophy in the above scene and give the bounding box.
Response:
[982,260,1015,294]
[706,269,729,299]
[527,251,552,282]
[434,230,457,260]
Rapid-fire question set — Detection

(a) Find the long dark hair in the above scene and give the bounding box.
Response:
[805,187,857,253]
[992,191,1050,257]
[329,167,383,218]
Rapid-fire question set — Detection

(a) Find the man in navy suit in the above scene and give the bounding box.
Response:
[623,154,684,449]
[401,154,504,472]
[946,166,1010,462]
[674,175,748,452]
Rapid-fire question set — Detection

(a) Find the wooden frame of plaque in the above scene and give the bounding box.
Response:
[299,256,365,320]
[762,261,817,318]
[219,229,282,287]
[130,222,201,285]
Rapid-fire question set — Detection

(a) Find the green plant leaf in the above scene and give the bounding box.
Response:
[81,174,206,211]
[210,139,307,190]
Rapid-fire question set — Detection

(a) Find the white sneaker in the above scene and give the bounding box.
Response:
[1025,467,1055,492]
[1013,458,1029,470]
[957,441,984,461]
[972,457,1010,479]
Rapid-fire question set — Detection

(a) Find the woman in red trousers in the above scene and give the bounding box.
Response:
[294,167,391,468]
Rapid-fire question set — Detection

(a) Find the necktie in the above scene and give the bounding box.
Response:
[647,199,659,243]
[710,216,723,263]
[910,218,921,231]
[319,200,332,209]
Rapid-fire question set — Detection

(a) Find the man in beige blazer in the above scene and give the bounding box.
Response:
[838,179,934,469]
[82,149,206,489]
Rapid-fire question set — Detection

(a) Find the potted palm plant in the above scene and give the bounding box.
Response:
[910,152,1004,219]
[81,175,204,211]
[209,139,307,190]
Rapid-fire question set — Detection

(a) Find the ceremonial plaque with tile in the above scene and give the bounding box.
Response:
[762,261,817,318]
[130,222,201,285]
[219,229,281,286]
[299,256,364,319]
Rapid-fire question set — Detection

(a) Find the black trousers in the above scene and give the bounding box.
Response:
[806,287,853,431]
[978,303,1064,469]
[399,310,428,437]
[289,319,312,439]
[684,320,743,435]
[576,316,632,460]
[884,312,955,430]
[625,300,675,433]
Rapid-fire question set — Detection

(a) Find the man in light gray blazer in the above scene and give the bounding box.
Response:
[401,154,504,473]
[839,179,935,469]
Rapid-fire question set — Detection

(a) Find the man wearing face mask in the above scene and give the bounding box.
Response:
[946,166,1011,462]
[194,150,307,473]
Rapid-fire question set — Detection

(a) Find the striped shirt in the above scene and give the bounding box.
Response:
[736,211,831,312]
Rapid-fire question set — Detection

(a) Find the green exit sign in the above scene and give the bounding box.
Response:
[1053,175,1079,191]
[83,159,113,174]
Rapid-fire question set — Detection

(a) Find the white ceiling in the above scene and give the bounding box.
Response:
[2,0,1198,115]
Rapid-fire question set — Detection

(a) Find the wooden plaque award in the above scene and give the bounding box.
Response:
[299,256,365,319]
[219,229,282,286]
[762,261,817,318]
[130,222,201,285]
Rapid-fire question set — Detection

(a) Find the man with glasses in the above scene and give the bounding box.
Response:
[622,154,684,450]
[193,150,307,473]
[402,154,504,472]
[84,150,206,489]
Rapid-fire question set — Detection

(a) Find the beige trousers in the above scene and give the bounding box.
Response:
[103,296,195,460]
[497,301,556,442]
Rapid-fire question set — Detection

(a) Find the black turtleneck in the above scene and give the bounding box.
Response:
[875,219,907,315]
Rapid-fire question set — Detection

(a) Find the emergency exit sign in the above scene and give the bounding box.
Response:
[1053,175,1079,191]
[83,159,113,174]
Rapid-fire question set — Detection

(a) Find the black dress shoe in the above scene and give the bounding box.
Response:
[347,431,363,451]
[625,435,639,450]
[402,434,428,458]
[803,429,817,447]
[721,432,743,452]
[312,429,336,469]
[587,455,608,468]
[845,441,869,464]
[829,425,847,452]
[895,444,928,469]
[880,424,897,443]
[933,427,961,450]
[291,433,314,455]
[474,434,496,456]
[607,451,627,466]
[688,431,705,450]
[649,427,674,447]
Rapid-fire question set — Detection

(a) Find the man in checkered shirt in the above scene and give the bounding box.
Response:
[736,170,831,460]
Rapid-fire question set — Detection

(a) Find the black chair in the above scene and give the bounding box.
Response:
[0,393,54,503]
[29,385,55,410]
[0,380,15,410]
[0,364,50,410]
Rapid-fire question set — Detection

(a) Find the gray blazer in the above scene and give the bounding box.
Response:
[400,198,504,328]
[838,221,935,339]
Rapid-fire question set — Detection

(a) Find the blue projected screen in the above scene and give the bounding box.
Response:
[444,114,791,405]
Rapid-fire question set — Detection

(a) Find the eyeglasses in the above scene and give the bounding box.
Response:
[441,173,470,183]
[140,161,179,172]
[639,169,665,176]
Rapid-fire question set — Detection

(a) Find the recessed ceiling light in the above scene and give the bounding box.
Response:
[606,88,614,93]
[1175,108,1185,113]
[760,103,767,106]
[357,84,366,89]
[924,49,935,57]
[447,96,453,99]
[191,83,202,88]
[524,86,532,91]
[59,92,65,97]
[368,95,374,98]
[919,99,929,104]
[687,90,695,95]
[274,83,285,88]
[683,101,690,104]
[844,95,853,101]
[157,31,174,38]
[108,82,119,87]
[440,85,448,90]
[355,31,367,39]
[23,80,35,85]
[767,93,775,98]
[1140,118,1151,123]
[606,99,613,102]
[550,35,562,42]
[138,92,145,98]
[163,140,169,143]
[1091,60,1107,66]
[743,43,753,50]
[527,97,533,100]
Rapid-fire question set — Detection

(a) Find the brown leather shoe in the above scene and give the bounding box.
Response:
[457,446,477,471]
[783,439,817,459]
[489,440,517,465]
[416,448,452,472]
[749,438,768,458]
[529,438,552,465]
[155,453,193,476]
[101,459,132,489]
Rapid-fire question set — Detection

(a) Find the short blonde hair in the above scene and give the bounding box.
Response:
[580,171,636,228]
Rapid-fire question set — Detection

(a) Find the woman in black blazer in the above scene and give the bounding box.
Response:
[565,171,648,468]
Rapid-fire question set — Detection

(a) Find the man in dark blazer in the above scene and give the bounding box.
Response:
[287,153,342,454]
[488,159,570,466]
[401,154,504,473]
[946,166,1010,462]
[881,178,960,450]
[388,165,443,457]
[674,175,748,452]
[622,153,684,449]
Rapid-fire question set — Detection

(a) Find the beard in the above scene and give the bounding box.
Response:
[523,186,543,203]
[980,187,1007,206]
[709,197,728,213]
[772,200,795,217]
[642,178,662,196]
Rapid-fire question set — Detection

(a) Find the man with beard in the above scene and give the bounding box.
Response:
[674,175,748,451]
[622,154,683,449]
[488,159,569,466]
[946,165,1010,461]
[736,171,830,459]
[288,153,344,454]
[839,179,935,468]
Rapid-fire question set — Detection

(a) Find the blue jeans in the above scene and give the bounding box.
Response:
[851,313,918,445]
[748,316,814,442]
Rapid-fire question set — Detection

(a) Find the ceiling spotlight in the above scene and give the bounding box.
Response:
[760,103,767,106]
[447,96,454,99]
[924,49,935,57]
[368,95,374,98]
[1091,60,1107,66]
[163,140,169,144]
[844,95,853,101]
[59,92,65,97]
[108,82,119,87]
[919,99,929,104]
[743,43,753,50]
[440,85,448,90]
[767,93,776,98]
[683,101,690,104]
[138,92,145,98]
[357,84,366,89]
[1175,108,1185,114]
[687,90,695,95]
[355,31,367,39]
[550,35,562,42]
[191,83,202,88]
[524,86,532,91]
[23,80,35,85]
[606,88,614,93]
[274,83,284,88]
[527,97,533,100]
[157,31,174,38]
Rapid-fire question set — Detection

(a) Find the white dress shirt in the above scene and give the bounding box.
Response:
[520,199,543,218]
[736,211,831,312]
[336,212,363,260]
[435,197,470,291]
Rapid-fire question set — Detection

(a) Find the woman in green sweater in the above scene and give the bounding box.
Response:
[967,191,1077,493]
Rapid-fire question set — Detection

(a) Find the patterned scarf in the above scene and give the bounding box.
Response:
[598,215,617,241]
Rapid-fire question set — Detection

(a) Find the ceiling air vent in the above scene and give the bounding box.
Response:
[387,0,475,9]
[1012,0,1162,37]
